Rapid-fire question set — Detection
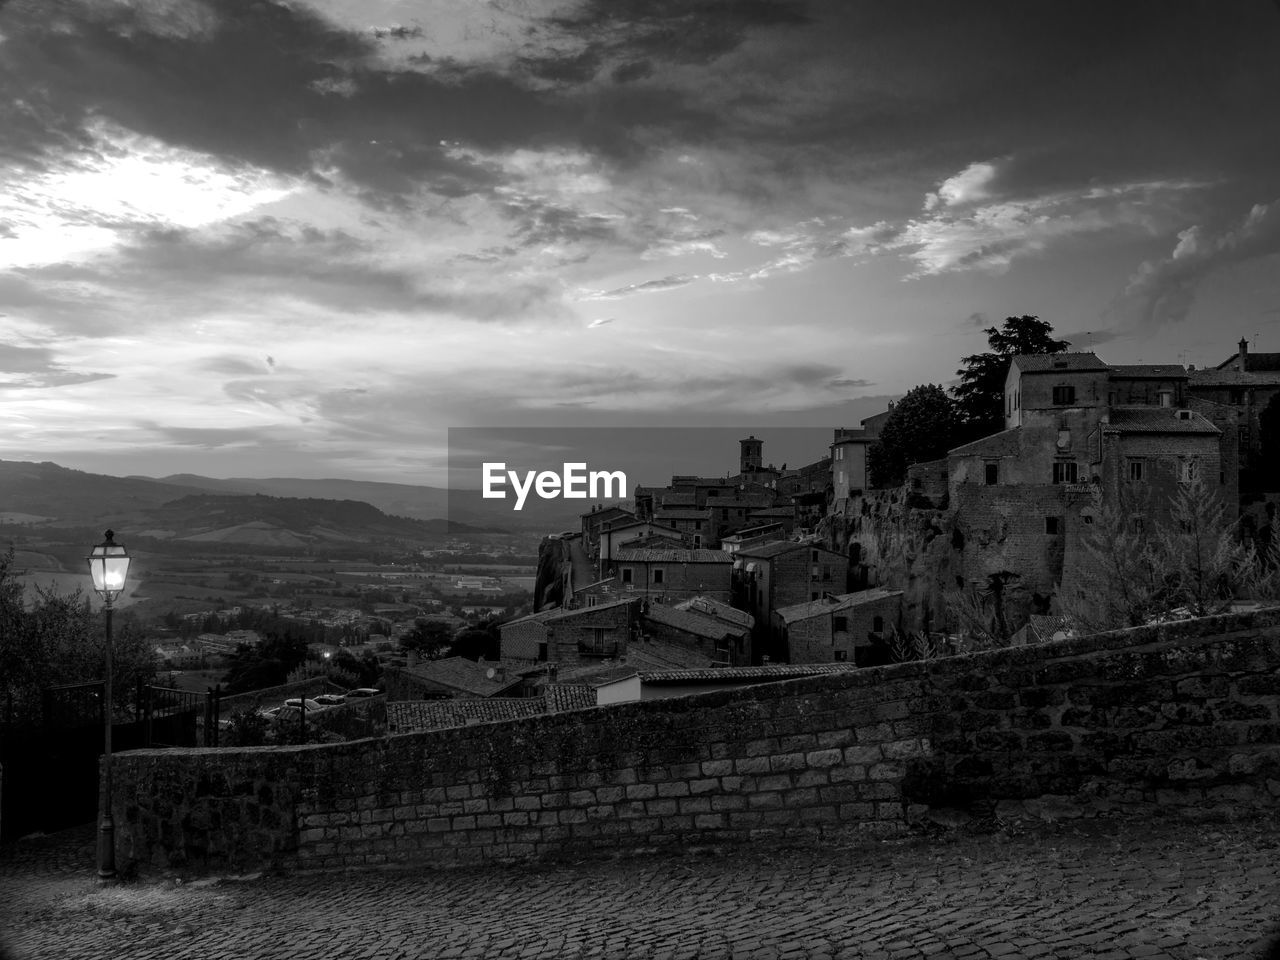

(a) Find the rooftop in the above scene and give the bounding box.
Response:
[402,657,530,697]
[387,698,543,733]
[643,601,742,640]
[613,548,733,563]
[674,596,754,628]
[1011,352,1108,373]
[1188,367,1280,387]
[640,663,860,684]
[1108,364,1187,379]
[544,683,596,712]
[948,428,1022,458]
[736,539,831,559]
[775,589,903,624]
[1104,407,1219,435]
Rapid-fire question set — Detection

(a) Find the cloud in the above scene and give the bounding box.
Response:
[828,378,873,389]
[923,160,1000,211]
[1057,329,1120,349]
[1126,199,1280,326]
[0,343,115,389]
[580,274,700,301]
[587,318,614,328]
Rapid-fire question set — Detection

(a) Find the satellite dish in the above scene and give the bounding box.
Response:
[485,667,496,679]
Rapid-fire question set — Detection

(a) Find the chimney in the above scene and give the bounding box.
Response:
[1239,337,1248,371]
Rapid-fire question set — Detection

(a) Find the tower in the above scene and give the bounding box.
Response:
[740,435,763,475]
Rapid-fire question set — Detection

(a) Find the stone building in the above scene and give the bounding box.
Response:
[774,588,903,666]
[733,540,851,661]
[947,351,1231,607]
[640,600,752,666]
[603,548,734,603]
[1188,339,1280,493]
[499,597,641,663]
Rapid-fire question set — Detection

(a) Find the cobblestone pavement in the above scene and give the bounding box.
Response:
[3,818,1279,960]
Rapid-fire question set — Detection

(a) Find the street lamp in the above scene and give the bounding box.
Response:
[87,529,130,882]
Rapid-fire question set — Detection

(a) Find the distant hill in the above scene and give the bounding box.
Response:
[0,459,620,535]
[0,460,203,523]
[0,461,494,540]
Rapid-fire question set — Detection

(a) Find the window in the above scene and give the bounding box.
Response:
[694,520,702,530]
[811,565,820,578]
[1132,516,1145,533]
[621,567,633,584]
[652,568,664,585]
[838,470,845,485]
[984,462,999,485]
[1180,459,1198,484]
[834,650,848,662]
[1052,385,1076,405]
[1052,461,1078,484]
[835,447,844,461]
[1129,460,1144,482]
[1083,514,1094,525]
[811,592,819,601]
[811,550,819,561]
[872,616,884,633]
[822,565,831,581]
[1177,410,1192,421]
[1045,516,1060,535]
[833,616,848,632]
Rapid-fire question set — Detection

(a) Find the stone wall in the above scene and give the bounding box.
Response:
[111,610,1280,877]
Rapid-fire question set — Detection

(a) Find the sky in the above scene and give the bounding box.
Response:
[2,0,1280,487]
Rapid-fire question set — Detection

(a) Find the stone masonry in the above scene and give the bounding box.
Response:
[110,609,1280,876]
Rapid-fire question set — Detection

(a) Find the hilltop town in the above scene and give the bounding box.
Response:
[376,329,1280,734]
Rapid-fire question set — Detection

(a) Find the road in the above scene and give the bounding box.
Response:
[3,817,1279,959]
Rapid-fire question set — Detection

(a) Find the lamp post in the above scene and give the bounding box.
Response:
[86,529,130,882]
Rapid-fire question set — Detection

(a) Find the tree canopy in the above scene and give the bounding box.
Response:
[0,548,156,724]
[867,384,956,489]
[952,316,1070,444]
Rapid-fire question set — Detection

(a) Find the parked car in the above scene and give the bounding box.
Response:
[282,698,326,713]
[313,694,346,706]
[346,688,381,699]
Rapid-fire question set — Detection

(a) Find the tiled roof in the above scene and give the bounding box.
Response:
[640,663,860,684]
[387,698,544,732]
[704,496,755,508]
[1189,368,1280,387]
[658,492,697,507]
[542,597,639,622]
[643,601,739,640]
[500,609,560,628]
[623,641,717,671]
[748,507,795,517]
[1108,364,1187,378]
[582,665,639,687]
[948,427,1022,458]
[402,657,528,697]
[1105,408,1219,434]
[735,539,830,559]
[1027,615,1075,641]
[613,548,733,563]
[544,684,595,712]
[1011,352,1108,373]
[1215,352,1280,373]
[582,505,634,520]
[653,509,713,521]
[674,596,754,627]
[775,589,903,624]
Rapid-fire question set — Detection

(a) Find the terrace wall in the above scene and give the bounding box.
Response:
[111,610,1280,876]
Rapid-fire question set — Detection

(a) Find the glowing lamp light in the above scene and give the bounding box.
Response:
[87,530,131,601]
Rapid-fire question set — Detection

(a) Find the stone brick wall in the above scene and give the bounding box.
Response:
[111,610,1280,877]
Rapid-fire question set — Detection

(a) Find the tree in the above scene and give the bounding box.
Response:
[952,316,1070,444]
[400,620,454,659]
[1057,486,1166,634]
[867,384,956,488]
[0,548,157,724]
[450,621,501,661]
[1152,478,1247,617]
